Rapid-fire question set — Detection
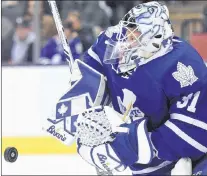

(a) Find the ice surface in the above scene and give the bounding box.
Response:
[2,154,132,175]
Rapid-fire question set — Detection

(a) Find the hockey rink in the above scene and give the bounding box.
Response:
[2,154,132,175]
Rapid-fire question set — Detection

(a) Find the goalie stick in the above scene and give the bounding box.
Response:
[47,0,74,73]
[47,1,113,175]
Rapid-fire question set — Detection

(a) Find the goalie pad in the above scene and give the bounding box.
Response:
[44,59,111,145]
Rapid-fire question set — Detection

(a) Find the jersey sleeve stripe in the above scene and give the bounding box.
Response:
[171,113,207,131]
[165,121,207,153]
[172,39,182,43]
[88,47,103,65]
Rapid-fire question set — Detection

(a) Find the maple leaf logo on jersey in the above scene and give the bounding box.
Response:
[58,103,68,116]
[172,62,198,88]
[117,89,145,122]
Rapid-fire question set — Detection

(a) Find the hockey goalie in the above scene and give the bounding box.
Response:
[44,1,207,175]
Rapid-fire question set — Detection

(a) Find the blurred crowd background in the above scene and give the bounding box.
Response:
[2,0,207,66]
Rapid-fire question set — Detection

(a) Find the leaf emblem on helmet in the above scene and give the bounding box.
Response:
[172,62,198,88]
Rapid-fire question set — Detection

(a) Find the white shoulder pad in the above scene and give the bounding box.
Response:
[105,25,120,38]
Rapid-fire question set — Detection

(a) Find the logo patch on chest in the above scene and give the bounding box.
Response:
[172,62,198,88]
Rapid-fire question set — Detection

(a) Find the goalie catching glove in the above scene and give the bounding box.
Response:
[75,106,154,173]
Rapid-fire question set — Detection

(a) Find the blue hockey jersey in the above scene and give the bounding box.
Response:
[83,27,207,174]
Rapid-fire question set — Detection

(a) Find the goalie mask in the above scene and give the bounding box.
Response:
[104,1,174,73]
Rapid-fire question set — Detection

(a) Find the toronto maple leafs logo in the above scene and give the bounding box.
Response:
[117,89,144,121]
[58,104,68,116]
[172,62,198,88]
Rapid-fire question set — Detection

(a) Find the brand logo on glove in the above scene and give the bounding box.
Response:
[97,153,111,172]
[47,125,66,142]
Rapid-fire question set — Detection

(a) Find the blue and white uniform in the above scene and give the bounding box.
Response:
[81,25,207,175]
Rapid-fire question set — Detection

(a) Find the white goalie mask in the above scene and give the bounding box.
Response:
[104,1,174,73]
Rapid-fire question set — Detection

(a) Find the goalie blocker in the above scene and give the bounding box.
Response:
[43,59,111,146]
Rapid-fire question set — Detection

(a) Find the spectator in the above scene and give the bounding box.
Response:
[39,21,83,65]
[67,11,95,51]
[64,21,83,60]
[39,33,65,65]
[2,1,28,64]
[10,17,36,65]
[41,15,57,44]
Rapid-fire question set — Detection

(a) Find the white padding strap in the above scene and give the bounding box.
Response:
[136,120,153,164]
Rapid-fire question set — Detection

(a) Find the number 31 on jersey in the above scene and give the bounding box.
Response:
[177,91,201,113]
